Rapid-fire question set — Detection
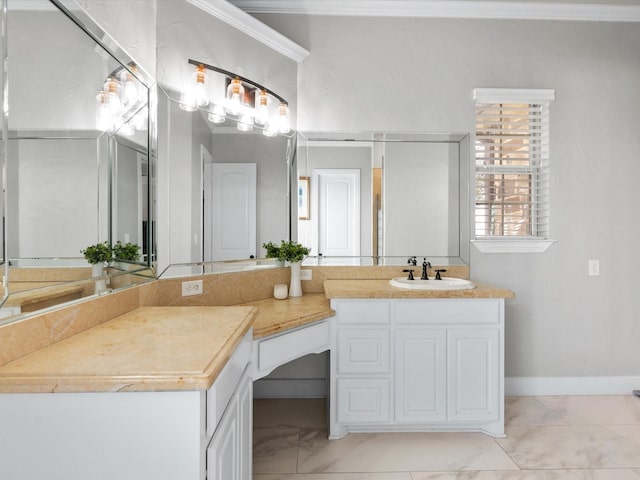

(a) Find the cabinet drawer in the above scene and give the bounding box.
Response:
[337,329,390,374]
[337,378,390,424]
[335,300,390,325]
[394,299,502,325]
[258,321,329,374]
[207,329,252,438]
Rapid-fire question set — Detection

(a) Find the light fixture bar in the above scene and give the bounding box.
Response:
[188,58,288,105]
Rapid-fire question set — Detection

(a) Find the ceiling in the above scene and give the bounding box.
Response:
[226,0,640,22]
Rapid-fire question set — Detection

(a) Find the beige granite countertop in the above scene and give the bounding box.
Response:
[241,293,335,339]
[324,279,515,299]
[4,283,85,309]
[0,306,256,394]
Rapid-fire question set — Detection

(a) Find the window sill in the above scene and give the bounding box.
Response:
[471,238,556,253]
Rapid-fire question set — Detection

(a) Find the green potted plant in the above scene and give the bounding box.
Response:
[262,240,310,263]
[81,241,112,293]
[112,241,141,262]
[81,241,112,265]
[262,240,310,297]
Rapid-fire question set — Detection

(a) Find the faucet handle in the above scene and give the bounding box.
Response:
[435,269,447,280]
[402,269,415,280]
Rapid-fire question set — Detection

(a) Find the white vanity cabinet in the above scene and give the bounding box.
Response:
[330,298,505,438]
[207,367,252,480]
[0,330,254,480]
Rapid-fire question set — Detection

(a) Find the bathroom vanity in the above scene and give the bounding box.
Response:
[324,279,513,438]
[0,273,513,480]
[0,306,256,480]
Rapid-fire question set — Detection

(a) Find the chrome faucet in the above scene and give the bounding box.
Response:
[421,258,431,280]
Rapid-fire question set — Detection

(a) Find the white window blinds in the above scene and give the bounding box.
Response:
[473,88,555,239]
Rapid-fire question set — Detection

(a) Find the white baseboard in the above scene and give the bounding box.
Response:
[253,378,327,398]
[506,376,640,396]
[253,376,640,398]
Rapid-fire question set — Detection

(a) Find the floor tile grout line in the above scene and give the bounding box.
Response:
[492,435,525,471]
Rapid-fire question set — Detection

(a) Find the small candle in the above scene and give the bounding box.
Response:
[273,283,288,300]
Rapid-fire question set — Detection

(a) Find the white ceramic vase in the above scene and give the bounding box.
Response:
[92,262,107,294]
[289,260,303,297]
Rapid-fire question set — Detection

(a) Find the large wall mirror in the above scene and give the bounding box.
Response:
[158,86,295,278]
[0,0,155,324]
[296,131,471,266]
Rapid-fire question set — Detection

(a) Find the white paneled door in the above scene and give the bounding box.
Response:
[313,169,360,257]
[204,163,257,261]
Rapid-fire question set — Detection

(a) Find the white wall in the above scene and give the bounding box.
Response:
[256,14,640,381]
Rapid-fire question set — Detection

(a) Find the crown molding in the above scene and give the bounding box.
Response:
[185,0,309,62]
[227,0,640,22]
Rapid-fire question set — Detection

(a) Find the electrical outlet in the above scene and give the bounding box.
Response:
[588,259,600,276]
[300,269,312,281]
[182,279,203,296]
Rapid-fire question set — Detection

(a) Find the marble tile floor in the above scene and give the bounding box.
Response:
[253,396,640,480]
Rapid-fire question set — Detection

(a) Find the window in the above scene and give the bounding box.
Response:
[473,88,555,253]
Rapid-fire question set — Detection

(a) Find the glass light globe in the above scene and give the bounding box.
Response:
[226,77,245,115]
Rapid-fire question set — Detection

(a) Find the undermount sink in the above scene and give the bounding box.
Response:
[389,277,476,291]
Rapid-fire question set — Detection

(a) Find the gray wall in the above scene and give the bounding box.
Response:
[257,14,640,379]
[73,0,157,76]
[300,145,373,256]
[208,132,290,256]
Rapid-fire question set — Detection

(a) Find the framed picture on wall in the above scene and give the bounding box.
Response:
[298,176,310,220]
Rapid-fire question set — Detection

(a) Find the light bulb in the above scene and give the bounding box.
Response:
[237,113,254,132]
[192,64,208,107]
[119,70,140,107]
[95,90,112,132]
[255,90,269,126]
[262,122,278,137]
[277,102,291,134]
[226,77,245,115]
[104,77,122,117]
[179,91,197,112]
[208,104,226,124]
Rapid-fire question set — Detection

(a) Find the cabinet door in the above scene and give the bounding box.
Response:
[207,395,239,480]
[395,329,447,423]
[337,329,390,374]
[237,372,253,480]
[337,378,390,424]
[447,327,499,422]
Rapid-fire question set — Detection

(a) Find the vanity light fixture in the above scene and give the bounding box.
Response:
[226,77,245,115]
[184,59,290,137]
[208,103,226,124]
[254,90,269,126]
[95,63,147,135]
[179,63,209,111]
[277,102,291,134]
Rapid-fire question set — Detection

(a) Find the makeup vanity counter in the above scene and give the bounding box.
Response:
[240,292,335,338]
[0,305,256,393]
[0,305,257,480]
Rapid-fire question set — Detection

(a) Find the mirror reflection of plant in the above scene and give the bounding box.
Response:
[81,241,141,264]
[262,240,310,263]
[112,241,140,262]
[81,241,112,265]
